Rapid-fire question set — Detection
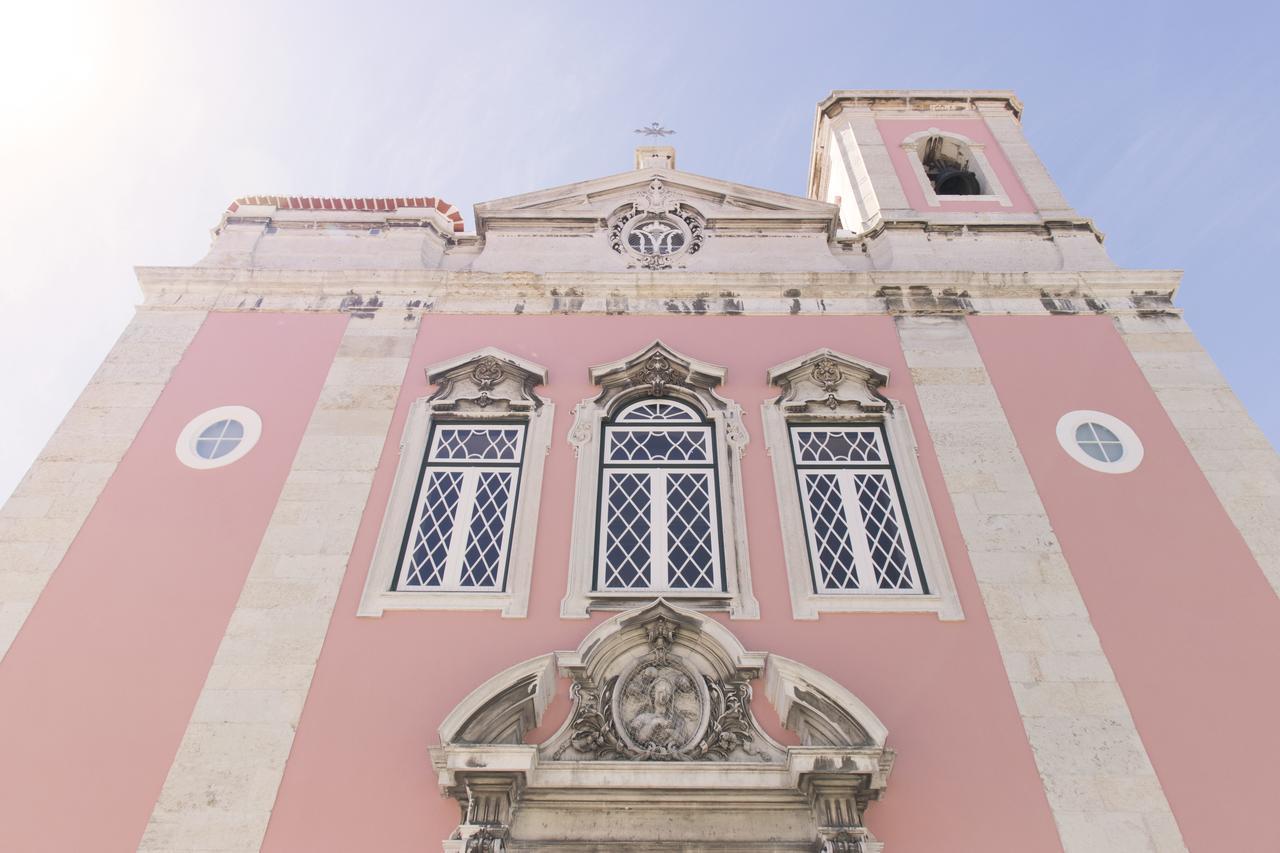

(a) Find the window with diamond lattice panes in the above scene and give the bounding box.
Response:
[790,425,925,594]
[597,399,722,592]
[396,424,525,591]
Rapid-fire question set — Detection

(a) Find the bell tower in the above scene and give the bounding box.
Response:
[807,90,1109,270]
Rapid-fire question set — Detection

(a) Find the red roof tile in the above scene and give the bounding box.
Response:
[226,195,464,232]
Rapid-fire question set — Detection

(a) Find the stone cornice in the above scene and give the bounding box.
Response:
[132,266,1183,320]
[816,89,1023,120]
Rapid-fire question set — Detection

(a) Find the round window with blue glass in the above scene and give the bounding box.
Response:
[176,406,262,469]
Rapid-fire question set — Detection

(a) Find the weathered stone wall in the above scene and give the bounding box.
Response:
[899,316,1186,853]
[0,309,205,661]
[1117,314,1280,598]
[139,310,416,852]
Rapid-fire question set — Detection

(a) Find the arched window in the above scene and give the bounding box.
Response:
[900,128,1013,208]
[598,398,722,592]
[563,342,758,618]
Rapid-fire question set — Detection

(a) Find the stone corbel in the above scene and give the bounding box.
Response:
[443,772,524,853]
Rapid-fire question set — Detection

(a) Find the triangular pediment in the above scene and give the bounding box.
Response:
[474,166,838,234]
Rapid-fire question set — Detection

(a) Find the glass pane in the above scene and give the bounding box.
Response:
[794,428,883,464]
[431,427,522,462]
[606,428,709,462]
[802,473,860,590]
[401,470,463,587]
[1074,422,1125,464]
[458,471,514,589]
[615,400,698,423]
[1091,423,1120,444]
[198,419,232,441]
[665,472,716,589]
[602,472,652,589]
[194,419,244,460]
[853,473,915,591]
[194,438,220,460]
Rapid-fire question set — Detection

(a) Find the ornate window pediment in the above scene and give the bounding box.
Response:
[764,350,963,620]
[563,342,757,619]
[432,601,894,852]
[358,348,554,618]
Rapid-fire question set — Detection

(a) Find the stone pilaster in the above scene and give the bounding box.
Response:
[898,316,1186,853]
[0,309,206,661]
[138,311,416,852]
[1116,313,1280,599]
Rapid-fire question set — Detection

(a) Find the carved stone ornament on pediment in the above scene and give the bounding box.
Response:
[431,601,895,852]
[425,348,548,415]
[568,341,746,455]
[768,349,893,417]
[607,177,705,270]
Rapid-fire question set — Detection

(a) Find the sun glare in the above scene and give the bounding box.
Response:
[0,3,104,122]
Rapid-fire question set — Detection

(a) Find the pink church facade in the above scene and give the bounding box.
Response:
[1,90,1277,853]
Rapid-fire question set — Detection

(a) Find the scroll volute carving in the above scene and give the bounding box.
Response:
[588,340,726,404]
[767,348,893,416]
[425,347,548,415]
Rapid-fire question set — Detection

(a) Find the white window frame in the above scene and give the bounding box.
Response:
[596,407,724,593]
[393,425,526,592]
[359,348,553,618]
[562,342,758,619]
[791,425,923,595]
[764,349,963,620]
[900,128,1013,208]
[1055,409,1144,474]
[175,405,263,470]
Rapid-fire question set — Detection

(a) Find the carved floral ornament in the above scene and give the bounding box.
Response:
[769,349,893,417]
[431,601,894,852]
[607,177,705,270]
[424,348,549,414]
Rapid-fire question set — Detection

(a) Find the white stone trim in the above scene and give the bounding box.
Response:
[561,342,759,619]
[174,405,263,470]
[0,309,206,663]
[432,601,893,852]
[899,316,1186,853]
[140,312,416,853]
[1056,410,1144,474]
[358,348,552,618]
[135,267,1183,309]
[763,349,963,620]
[1116,314,1280,599]
[900,128,1013,208]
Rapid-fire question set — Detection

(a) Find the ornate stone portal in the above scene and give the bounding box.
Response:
[431,601,894,852]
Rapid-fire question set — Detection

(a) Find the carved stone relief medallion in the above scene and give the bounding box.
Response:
[613,654,709,756]
[607,178,705,270]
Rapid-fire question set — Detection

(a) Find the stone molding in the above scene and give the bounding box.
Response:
[0,308,206,663]
[135,266,1182,309]
[761,349,963,620]
[358,347,554,617]
[432,601,893,852]
[139,312,416,853]
[898,316,1186,853]
[560,342,759,619]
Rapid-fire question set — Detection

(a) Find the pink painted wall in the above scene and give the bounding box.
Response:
[970,316,1280,851]
[263,315,1063,853]
[0,312,347,852]
[876,118,1036,213]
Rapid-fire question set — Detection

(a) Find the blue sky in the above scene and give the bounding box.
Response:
[1,0,1276,502]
